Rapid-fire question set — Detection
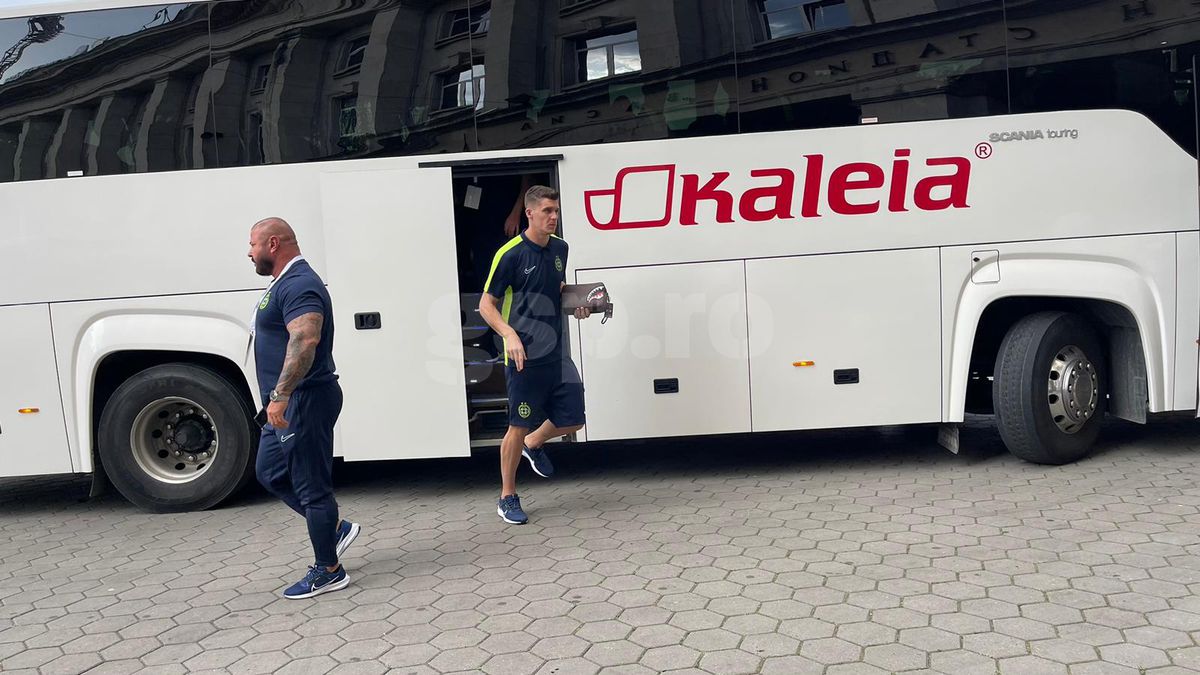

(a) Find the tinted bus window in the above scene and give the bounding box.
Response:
[734,0,1008,134]
[0,4,209,181]
[475,0,740,151]
[207,0,479,166]
[1005,0,1199,157]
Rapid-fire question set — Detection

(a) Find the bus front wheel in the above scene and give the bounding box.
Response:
[98,364,256,511]
[993,311,1106,465]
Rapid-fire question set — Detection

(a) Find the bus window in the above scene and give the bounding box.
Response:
[475,0,740,151]
[0,4,209,182]
[1005,0,1199,158]
[735,0,1008,132]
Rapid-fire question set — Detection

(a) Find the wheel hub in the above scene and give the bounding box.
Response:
[130,397,219,484]
[1047,345,1098,434]
[172,418,210,453]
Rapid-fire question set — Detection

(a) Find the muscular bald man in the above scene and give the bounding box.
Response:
[248,217,360,599]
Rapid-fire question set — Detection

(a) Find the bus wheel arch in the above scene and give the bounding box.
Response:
[92,351,258,511]
[962,297,1150,463]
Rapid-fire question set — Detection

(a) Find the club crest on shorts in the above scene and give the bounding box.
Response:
[258,291,271,310]
[518,402,532,419]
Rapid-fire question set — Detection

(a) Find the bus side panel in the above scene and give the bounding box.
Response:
[745,249,943,432]
[0,163,322,306]
[575,261,750,441]
[1177,231,1199,412]
[0,304,73,477]
[562,111,1197,274]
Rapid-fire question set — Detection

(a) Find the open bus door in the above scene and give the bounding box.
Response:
[319,167,470,460]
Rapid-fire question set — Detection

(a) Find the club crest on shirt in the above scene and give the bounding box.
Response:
[259,291,271,310]
[555,256,563,272]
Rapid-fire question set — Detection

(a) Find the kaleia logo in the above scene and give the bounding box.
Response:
[583,149,973,230]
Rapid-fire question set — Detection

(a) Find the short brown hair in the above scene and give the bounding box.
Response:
[524,185,559,209]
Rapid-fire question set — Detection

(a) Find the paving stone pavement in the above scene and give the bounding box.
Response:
[4,416,1200,674]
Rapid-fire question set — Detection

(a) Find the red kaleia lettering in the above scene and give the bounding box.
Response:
[583,150,972,230]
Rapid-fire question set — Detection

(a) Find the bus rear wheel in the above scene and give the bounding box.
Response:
[98,364,256,511]
[993,311,1106,465]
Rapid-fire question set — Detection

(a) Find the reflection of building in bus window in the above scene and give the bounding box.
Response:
[336,35,369,74]
[334,95,360,153]
[0,0,1198,182]
[572,28,641,84]
[438,63,486,111]
[756,0,853,41]
[441,2,490,40]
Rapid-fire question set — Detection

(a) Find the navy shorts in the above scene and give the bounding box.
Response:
[506,359,585,429]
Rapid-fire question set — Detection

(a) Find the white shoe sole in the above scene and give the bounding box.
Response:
[522,448,552,478]
[497,505,527,525]
[283,572,351,600]
[335,522,361,558]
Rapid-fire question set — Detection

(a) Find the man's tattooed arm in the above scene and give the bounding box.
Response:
[276,312,323,396]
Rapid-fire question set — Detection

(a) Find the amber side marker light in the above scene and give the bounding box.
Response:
[792,361,815,368]
[18,408,39,414]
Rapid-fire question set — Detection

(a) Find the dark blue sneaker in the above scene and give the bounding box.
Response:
[497,494,528,524]
[522,445,555,478]
[283,565,350,600]
[335,520,361,559]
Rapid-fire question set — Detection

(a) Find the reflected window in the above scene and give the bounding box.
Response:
[251,63,270,92]
[758,0,851,40]
[335,95,359,150]
[117,94,150,172]
[443,3,490,40]
[79,107,98,171]
[336,35,369,73]
[247,111,264,165]
[573,28,640,83]
[439,63,486,111]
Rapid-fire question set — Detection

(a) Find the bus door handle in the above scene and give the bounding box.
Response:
[354,312,382,330]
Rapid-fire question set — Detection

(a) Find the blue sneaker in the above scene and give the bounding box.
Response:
[497,494,528,524]
[522,445,555,478]
[283,565,350,600]
[335,520,361,559]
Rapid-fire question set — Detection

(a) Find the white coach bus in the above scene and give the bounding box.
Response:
[1,0,1198,510]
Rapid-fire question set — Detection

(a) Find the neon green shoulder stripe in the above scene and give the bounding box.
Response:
[484,236,523,293]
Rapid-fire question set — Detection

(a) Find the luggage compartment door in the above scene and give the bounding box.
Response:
[746,249,942,431]
[575,260,751,441]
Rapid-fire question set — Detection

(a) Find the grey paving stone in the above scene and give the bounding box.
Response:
[3,420,1200,675]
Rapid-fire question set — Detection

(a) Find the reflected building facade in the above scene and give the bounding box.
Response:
[0,0,1197,182]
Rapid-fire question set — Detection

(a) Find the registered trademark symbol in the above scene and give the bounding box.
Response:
[975,142,993,159]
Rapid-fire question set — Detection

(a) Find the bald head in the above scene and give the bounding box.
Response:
[251,217,297,243]
[248,217,301,278]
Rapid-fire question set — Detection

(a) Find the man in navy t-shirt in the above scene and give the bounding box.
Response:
[479,186,591,525]
[248,217,360,599]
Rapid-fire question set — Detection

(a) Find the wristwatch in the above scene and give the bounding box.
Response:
[269,389,289,402]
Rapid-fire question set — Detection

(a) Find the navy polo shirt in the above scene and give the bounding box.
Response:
[254,259,337,406]
[484,233,569,366]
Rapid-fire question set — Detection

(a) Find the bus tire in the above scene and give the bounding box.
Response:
[98,363,256,512]
[993,311,1106,465]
